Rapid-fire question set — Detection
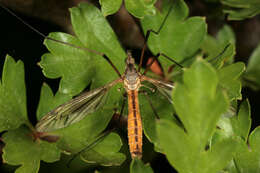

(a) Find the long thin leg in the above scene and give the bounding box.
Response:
[102,54,122,78]
[144,41,231,76]
[66,129,113,167]
[208,43,231,63]
[139,90,159,119]
[138,1,175,72]
[143,52,183,75]
[116,92,127,127]
[67,91,128,167]
[0,3,122,78]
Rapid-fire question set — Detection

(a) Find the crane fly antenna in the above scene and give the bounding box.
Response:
[0,3,101,55]
[0,3,122,78]
[138,1,175,72]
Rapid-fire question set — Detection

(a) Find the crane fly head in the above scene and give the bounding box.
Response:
[123,51,141,91]
[125,50,135,66]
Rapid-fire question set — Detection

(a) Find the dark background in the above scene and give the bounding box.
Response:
[0,0,259,172]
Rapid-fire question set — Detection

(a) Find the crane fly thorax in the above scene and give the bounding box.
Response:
[123,73,141,91]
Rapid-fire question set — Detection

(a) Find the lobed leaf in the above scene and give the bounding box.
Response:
[2,126,61,173]
[0,55,28,132]
[218,62,246,100]
[199,138,238,173]
[211,99,251,149]
[40,33,94,95]
[201,25,236,68]
[233,127,260,172]
[141,0,207,72]
[39,3,126,156]
[230,100,251,141]
[41,2,125,96]
[173,58,229,146]
[157,59,236,173]
[80,133,126,166]
[157,119,193,172]
[221,0,260,20]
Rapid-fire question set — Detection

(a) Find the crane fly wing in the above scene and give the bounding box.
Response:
[142,76,174,104]
[36,79,121,132]
[36,88,108,132]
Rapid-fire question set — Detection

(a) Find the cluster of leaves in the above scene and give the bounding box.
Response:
[198,0,260,20]
[0,0,260,173]
[221,0,260,20]
[100,0,260,21]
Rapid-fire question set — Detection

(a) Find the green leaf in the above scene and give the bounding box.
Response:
[0,55,28,132]
[40,33,95,95]
[141,0,206,71]
[244,43,260,90]
[173,58,229,146]
[199,138,238,172]
[211,100,250,151]
[217,25,236,45]
[221,0,260,20]
[41,2,125,96]
[139,85,176,152]
[99,0,122,16]
[231,100,251,141]
[157,120,237,173]
[2,126,61,173]
[157,119,193,172]
[234,127,260,172]
[130,159,153,173]
[39,3,126,157]
[201,25,236,68]
[156,59,234,172]
[80,133,125,166]
[218,62,246,100]
[125,0,157,18]
[212,116,234,144]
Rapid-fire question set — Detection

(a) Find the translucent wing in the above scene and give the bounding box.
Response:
[36,79,121,132]
[142,76,174,103]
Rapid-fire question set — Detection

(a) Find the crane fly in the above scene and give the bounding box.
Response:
[35,50,175,159]
[0,2,181,159]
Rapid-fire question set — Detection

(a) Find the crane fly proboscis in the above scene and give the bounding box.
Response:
[0,2,183,159]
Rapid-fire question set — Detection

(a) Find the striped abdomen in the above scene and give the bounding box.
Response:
[127,90,142,159]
